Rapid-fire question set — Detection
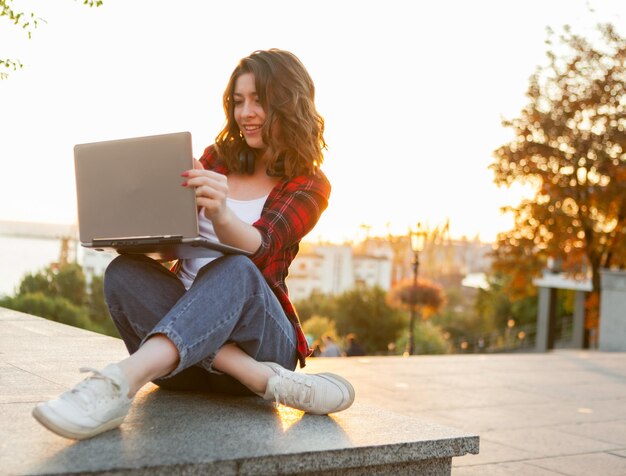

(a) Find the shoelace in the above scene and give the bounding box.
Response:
[271,368,314,408]
[61,367,121,412]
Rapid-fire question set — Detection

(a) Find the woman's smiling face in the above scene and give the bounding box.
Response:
[233,72,266,150]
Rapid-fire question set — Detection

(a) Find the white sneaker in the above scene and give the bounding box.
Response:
[261,362,355,415]
[32,364,133,440]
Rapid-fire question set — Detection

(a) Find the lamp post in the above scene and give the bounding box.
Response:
[407,223,426,356]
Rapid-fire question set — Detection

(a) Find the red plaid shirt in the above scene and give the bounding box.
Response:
[198,145,331,368]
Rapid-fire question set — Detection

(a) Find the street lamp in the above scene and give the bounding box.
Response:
[407,223,427,356]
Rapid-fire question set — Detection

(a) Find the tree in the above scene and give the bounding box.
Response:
[490,24,626,331]
[293,290,337,323]
[434,286,489,346]
[394,321,450,355]
[387,278,445,316]
[387,277,445,354]
[87,274,110,323]
[474,273,538,330]
[1,263,119,337]
[1,0,103,79]
[301,315,339,342]
[19,263,86,306]
[333,286,406,354]
[1,292,90,329]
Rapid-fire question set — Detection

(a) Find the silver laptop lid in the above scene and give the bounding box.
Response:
[74,131,198,244]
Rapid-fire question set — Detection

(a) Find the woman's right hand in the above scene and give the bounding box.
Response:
[181,160,230,224]
[181,160,262,253]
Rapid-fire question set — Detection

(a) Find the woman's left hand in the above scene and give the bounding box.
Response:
[181,159,230,223]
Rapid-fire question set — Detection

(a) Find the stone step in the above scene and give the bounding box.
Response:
[0,308,478,475]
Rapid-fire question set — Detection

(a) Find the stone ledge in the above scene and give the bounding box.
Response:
[0,308,479,475]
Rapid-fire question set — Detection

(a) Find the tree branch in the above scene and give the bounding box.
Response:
[1,0,103,80]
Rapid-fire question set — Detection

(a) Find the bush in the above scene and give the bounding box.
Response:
[394,321,451,355]
[1,292,90,329]
[302,315,338,342]
[2,263,119,338]
[334,286,406,354]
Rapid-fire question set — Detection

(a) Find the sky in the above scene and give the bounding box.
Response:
[1,0,624,244]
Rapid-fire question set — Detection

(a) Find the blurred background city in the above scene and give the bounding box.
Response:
[1,0,625,357]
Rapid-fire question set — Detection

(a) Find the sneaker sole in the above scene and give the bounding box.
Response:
[317,372,356,413]
[32,405,125,440]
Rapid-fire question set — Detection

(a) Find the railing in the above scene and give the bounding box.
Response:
[450,314,575,354]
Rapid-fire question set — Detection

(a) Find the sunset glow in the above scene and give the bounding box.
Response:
[1,0,623,243]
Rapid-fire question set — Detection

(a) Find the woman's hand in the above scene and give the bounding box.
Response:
[181,160,230,224]
[181,159,262,253]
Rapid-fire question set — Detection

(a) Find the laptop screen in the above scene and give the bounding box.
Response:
[74,132,198,243]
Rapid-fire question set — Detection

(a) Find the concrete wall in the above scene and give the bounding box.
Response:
[599,269,626,352]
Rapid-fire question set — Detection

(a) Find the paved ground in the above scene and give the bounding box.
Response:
[2,307,626,475]
[305,350,626,475]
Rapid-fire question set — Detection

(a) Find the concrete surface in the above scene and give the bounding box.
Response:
[0,308,477,475]
[305,346,626,475]
[3,306,626,475]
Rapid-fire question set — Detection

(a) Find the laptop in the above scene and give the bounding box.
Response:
[74,131,250,260]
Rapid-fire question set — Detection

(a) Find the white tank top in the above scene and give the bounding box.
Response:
[177,195,268,289]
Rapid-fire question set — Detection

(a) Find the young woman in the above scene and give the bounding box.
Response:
[32,49,354,440]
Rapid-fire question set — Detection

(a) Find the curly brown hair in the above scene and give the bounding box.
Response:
[214,49,326,178]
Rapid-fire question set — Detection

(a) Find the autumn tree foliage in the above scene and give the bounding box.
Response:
[386,278,445,318]
[490,24,626,320]
[387,277,444,354]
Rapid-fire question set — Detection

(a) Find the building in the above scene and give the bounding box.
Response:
[353,254,392,290]
[79,247,116,284]
[285,251,325,301]
[286,244,394,301]
[285,234,494,302]
[76,233,491,302]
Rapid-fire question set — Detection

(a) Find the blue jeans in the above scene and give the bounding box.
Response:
[103,254,297,395]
